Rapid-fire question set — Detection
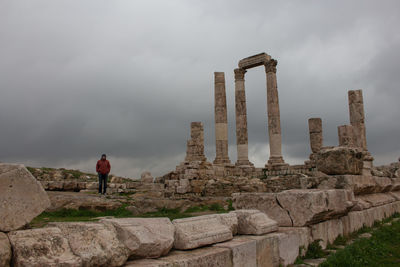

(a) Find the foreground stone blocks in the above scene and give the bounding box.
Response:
[8,227,82,267]
[214,237,257,267]
[50,222,129,267]
[172,215,233,250]
[101,218,174,259]
[233,210,278,235]
[310,219,343,249]
[316,146,364,175]
[0,163,51,232]
[236,235,280,267]
[268,231,301,266]
[0,233,11,267]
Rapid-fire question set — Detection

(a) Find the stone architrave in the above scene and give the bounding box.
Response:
[338,125,356,147]
[238,52,271,69]
[264,59,286,167]
[234,68,253,166]
[185,122,207,162]
[308,118,323,153]
[172,215,233,250]
[0,163,51,232]
[214,72,231,164]
[348,90,367,150]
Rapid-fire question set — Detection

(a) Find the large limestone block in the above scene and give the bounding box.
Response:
[157,246,232,267]
[49,222,129,267]
[268,231,300,266]
[390,191,400,200]
[232,193,292,226]
[310,219,343,249]
[0,163,51,231]
[276,189,354,226]
[316,147,363,175]
[217,213,239,235]
[172,215,232,250]
[141,172,154,183]
[358,193,395,207]
[278,227,311,257]
[214,237,257,267]
[236,234,280,267]
[101,218,174,259]
[124,259,171,266]
[8,227,82,267]
[336,175,377,195]
[0,233,11,267]
[233,210,278,235]
[373,177,393,192]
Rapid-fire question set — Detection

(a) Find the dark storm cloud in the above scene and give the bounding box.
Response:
[1,0,399,177]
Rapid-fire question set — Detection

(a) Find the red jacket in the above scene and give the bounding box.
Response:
[96,159,111,175]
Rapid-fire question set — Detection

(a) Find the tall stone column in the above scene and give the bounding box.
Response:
[264,59,286,167]
[234,68,253,166]
[348,90,367,150]
[308,118,323,153]
[214,72,230,164]
[185,122,207,162]
[338,125,355,147]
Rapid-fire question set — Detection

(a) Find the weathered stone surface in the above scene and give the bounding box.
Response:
[308,118,323,153]
[232,193,292,226]
[310,219,343,249]
[214,237,257,267]
[348,89,367,150]
[217,213,239,235]
[278,227,311,257]
[338,125,356,147]
[351,198,372,211]
[268,231,300,266]
[233,210,278,235]
[373,176,393,192]
[0,163,51,232]
[124,258,171,266]
[8,227,82,267]
[156,246,232,267]
[358,193,395,207]
[0,232,11,267]
[390,191,400,200]
[316,147,364,175]
[141,172,154,183]
[276,189,354,226]
[185,122,207,162]
[236,234,280,267]
[238,52,271,69]
[172,215,232,250]
[49,222,129,267]
[336,175,377,195]
[101,218,174,259]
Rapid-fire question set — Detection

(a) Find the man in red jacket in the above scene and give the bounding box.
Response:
[96,154,111,195]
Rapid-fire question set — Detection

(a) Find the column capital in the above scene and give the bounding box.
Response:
[264,59,278,73]
[234,68,246,80]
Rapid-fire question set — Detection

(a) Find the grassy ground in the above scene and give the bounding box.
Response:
[29,202,232,228]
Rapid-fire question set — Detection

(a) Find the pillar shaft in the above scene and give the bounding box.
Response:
[234,68,253,166]
[348,90,367,150]
[185,122,207,162]
[265,60,286,166]
[308,118,323,153]
[338,125,355,147]
[214,72,230,164]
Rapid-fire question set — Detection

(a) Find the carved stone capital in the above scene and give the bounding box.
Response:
[234,68,246,80]
[264,59,278,73]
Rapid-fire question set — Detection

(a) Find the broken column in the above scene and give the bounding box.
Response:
[308,118,323,153]
[264,59,286,167]
[185,122,207,162]
[348,90,367,150]
[213,72,230,165]
[338,125,356,147]
[234,68,253,166]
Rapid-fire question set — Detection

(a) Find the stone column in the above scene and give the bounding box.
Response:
[348,90,367,150]
[308,118,323,153]
[213,72,230,164]
[338,125,355,147]
[185,122,207,162]
[234,68,253,166]
[264,59,286,167]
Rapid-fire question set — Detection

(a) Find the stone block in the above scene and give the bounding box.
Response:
[337,175,377,195]
[233,210,278,235]
[232,193,292,226]
[358,193,395,207]
[141,171,154,183]
[214,237,257,267]
[373,177,393,192]
[278,227,311,256]
[0,233,11,267]
[8,227,82,267]
[49,222,129,266]
[0,163,51,232]
[124,258,171,266]
[217,213,239,235]
[236,234,280,267]
[310,219,343,249]
[101,218,174,259]
[316,146,363,175]
[390,191,400,200]
[268,231,300,266]
[276,189,354,226]
[172,215,232,250]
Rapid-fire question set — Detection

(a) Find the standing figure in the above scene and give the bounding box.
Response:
[96,154,111,195]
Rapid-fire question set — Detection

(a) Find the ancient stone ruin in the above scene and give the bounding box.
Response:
[1,52,400,267]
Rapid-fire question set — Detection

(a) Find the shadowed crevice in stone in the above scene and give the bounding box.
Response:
[275,195,293,227]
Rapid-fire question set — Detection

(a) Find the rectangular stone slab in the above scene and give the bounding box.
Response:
[238,53,271,69]
[172,216,233,250]
[236,234,280,267]
[214,237,257,267]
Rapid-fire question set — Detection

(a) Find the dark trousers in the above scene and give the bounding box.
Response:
[98,173,108,194]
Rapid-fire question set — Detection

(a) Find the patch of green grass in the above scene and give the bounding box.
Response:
[184,203,227,214]
[321,214,400,267]
[141,207,192,220]
[304,240,328,259]
[227,199,234,211]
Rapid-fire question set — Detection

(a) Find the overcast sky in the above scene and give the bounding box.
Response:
[1,0,399,178]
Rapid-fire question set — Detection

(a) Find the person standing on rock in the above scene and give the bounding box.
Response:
[96,154,111,195]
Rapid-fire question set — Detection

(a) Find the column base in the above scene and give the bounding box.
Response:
[213,158,231,165]
[235,160,254,167]
[265,156,289,170]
